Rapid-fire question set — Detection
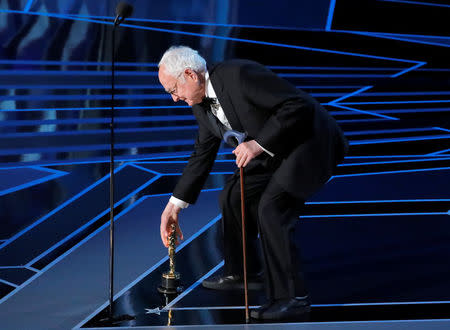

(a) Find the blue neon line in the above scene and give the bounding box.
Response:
[0,193,150,306]
[128,163,161,176]
[0,115,195,127]
[28,166,67,176]
[336,29,450,49]
[25,174,162,267]
[279,73,389,78]
[0,92,355,101]
[373,108,450,115]
[0,70,158,76]
[299,85,365,89]
[345,127,434,135]
[0,126,198,138]
[428,148,450,156]
[338,156,450,167]
[339,100,450,105]
[64,13,311,31]
[0,140,195,156]
[73,212,223,328]
[307,199,450,204]
[0,60,158,67]
[332,104,399,120]
[378,0,450,8]
[0,278,18,288]
[0,266,27,269]
[334,166,450,178]
[0,105,189,112]
[23,0,34,12]
[0,84,162,89]
[329,85,373,104]
[335,30,450,40]
[337,118,389,123]
[350,134,450,145]
[270,66,401,71]
[325,0,337,31]
[391,61,425,78]
[163,260,224,310]
[434,127,450,133]
[0,163,128,251]
[0,9,420,65]
[24,266,40,273]
[345,155,449,158]
[0,70,390,78]
[0,172,66,197]
[0,94,171,101]
[302,212,447,218]
[0,60,403,71]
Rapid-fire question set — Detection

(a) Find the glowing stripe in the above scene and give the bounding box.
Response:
[349,134,450,145]
[0,115,195,126]
[0,163,127,251]
[326,0,337,31]
[73,212,223,328]
[0,9,420,64]
[163,261,224,311]
[0,105,189,112]
[23,0,34,12]
[302,212,447,218]
[338,156,450,166]
[331,104,399,120]
[0,140,195,155]
[339,100,450,105]
[391,62,425,78]
[329,85,373,104]
[0,279,18,288]
[378,0,450,8]
[307,199,450,204]
[24,174,162,267]
[0,126,198,138]
[334,166,450,178]
[0,171,66,196]
[428,148,450,156]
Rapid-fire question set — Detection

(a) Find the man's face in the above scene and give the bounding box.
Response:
[158,65,205,107]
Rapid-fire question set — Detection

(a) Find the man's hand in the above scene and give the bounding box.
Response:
[160,201,183,248]
[232,140,263,168]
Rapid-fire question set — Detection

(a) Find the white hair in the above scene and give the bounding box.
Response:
[158,46,207,82]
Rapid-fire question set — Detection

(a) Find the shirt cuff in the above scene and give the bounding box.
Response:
[169,195,189,209]
[255,141,275,157]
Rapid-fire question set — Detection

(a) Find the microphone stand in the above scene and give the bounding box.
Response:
[99,16,134,326]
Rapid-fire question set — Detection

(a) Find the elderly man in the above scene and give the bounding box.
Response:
[158,46,348,321]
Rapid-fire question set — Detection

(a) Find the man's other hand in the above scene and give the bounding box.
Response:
[160,201,183,248]
[232,140,263,168]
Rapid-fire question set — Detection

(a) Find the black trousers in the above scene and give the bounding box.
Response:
[219,160,308,300]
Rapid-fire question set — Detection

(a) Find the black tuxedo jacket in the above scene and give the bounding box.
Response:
[173,59,348,203]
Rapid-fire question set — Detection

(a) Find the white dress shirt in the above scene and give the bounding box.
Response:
[169,72,274,209]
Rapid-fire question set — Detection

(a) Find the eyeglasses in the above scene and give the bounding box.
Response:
[166,72,184,96]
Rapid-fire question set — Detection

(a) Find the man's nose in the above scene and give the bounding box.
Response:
[171,94,179,102]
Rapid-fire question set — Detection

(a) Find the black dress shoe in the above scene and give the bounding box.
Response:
[250,297,310,321]
[201,273,263,290]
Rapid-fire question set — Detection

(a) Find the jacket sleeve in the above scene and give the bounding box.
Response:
[239,62,315,156]
[172,109,221,204]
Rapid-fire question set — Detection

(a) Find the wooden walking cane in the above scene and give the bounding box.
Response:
[223,130,250,323]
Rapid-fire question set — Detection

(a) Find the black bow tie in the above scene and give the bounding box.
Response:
[201,96,218,107]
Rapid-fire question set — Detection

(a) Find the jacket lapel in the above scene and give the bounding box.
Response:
[209,66,244,133]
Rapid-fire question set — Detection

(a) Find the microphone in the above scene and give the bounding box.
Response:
[114,1,134,25]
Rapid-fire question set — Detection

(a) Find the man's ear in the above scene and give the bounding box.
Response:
[185,68,197,81]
